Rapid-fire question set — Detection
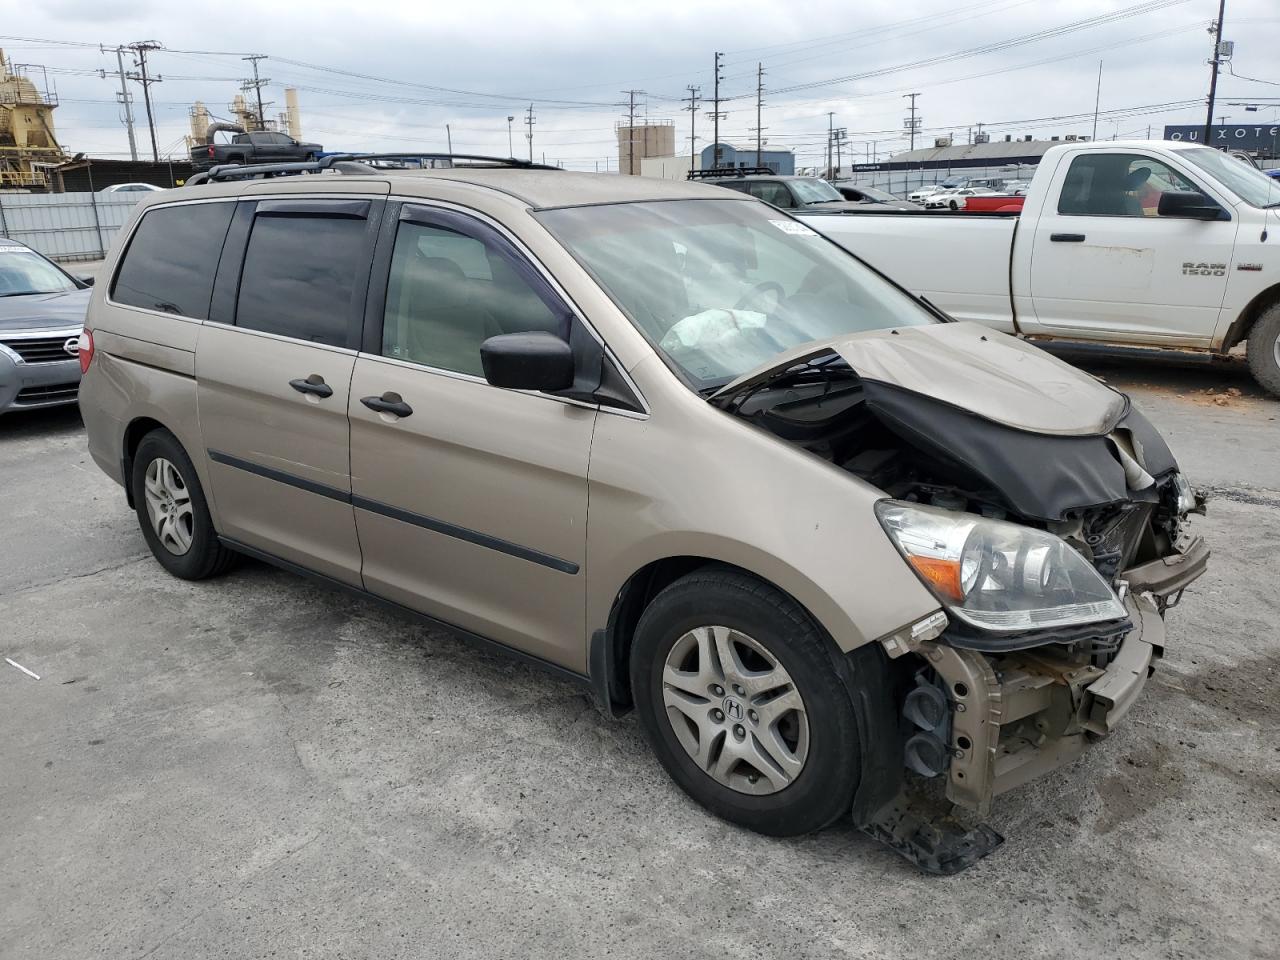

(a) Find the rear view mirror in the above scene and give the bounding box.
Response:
[480,331,574,392]
[1157,191,1227,221]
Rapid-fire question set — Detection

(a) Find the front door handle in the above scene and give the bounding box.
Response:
[289,374,333,398]
[1050,233,1087,243]
[361,392,413,418]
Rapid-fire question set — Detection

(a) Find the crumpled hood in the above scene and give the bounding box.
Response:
[712,321,1127,437]
[0,287,91,333]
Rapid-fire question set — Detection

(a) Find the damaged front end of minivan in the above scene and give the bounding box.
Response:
[712,321,1208,874]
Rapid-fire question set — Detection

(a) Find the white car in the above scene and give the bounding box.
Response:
[907,185,942,203]
[98,183,166,194]
[923,187,999,210]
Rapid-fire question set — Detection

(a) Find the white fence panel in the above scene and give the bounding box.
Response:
[0,192,147,262]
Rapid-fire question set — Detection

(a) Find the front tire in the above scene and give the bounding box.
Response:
[630,568,864,836]
[1246,302,1280,397]
[131,429,236,580]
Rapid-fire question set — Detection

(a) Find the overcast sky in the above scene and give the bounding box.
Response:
[6,0,1279,171]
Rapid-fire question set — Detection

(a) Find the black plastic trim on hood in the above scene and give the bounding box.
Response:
[941,614,1133,653]
[861,380,1178,522]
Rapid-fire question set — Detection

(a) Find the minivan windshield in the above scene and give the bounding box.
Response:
[536,199,935,389]
[1180,146,1280,208]
[0,246,77,297]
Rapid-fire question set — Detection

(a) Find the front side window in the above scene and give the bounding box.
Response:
[111,202,234,318]
[0,246,77,297]
[1057,153,1214,218]
[381,218,565,377]
[747,181,794,208]
[537,199,935,389]
[235,213,366,347]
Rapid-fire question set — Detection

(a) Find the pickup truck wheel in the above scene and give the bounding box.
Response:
[1246,303,1280,397]
[131,429,237,580]
[630,568,864,837]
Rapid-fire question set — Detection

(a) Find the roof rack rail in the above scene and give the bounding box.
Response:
[687,166,774,180]
[187,152,561,185]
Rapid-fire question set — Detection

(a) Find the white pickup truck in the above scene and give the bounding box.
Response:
[800,140,1280,395]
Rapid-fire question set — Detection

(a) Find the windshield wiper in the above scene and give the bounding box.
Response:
[0,291,46,297]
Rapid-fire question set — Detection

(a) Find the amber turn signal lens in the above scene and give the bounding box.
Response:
[906,555,965,602]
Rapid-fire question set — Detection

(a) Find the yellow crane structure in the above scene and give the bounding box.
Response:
[0,49,65,190]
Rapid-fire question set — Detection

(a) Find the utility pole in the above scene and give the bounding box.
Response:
[826,112,834,179]
[241,55,269,130]
[100,45,138,162]
[682,85,700,168]
[753,63,766,168]
[525,104,535,163]
[712,51,725,168]
[1091,60,1103,141]
[832,128,847,179]
[446,123,452,153]
[507,115,514,157]
[622,89,645,175]
[126,42,163,162]
[904,92,921,152]
[1203,0,1228,144]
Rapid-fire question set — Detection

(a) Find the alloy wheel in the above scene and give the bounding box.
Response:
[661,625,810,795]
[143,457,194,555]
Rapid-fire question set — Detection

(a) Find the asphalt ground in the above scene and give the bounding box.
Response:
[1,349,1276,960]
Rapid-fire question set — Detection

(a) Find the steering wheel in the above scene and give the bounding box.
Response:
[734,281,786,313]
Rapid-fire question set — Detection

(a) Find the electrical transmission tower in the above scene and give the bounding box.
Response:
[751,63,767,167]
[241,54,270,131]
[710,51,727,168]
[682,86,701,168]
[99,45,138,161]
[125,41,163,162]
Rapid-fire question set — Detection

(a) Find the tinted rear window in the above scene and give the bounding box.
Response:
[235,214,366,348]
[111,202,234,318]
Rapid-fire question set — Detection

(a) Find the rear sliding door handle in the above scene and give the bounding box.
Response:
[1050,233,1087,243]
[289,374,333,398]
[361,392,413,418]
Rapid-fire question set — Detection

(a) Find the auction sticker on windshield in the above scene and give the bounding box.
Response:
[769,220,818,237]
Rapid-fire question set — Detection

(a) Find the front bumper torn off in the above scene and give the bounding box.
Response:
[923,593,1164,817]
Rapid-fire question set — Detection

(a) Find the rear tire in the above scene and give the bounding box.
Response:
[130,429,236,580]
[1246,302,1280,397]
[630,567,864,837]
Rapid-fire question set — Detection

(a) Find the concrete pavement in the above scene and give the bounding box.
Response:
[1,358,1277,960]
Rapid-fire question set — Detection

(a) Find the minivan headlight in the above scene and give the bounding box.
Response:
[875,501,1127,634]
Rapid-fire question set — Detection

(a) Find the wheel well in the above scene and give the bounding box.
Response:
[1223,282,1280,352]
[595,556,826,717]
[121,416,165,507]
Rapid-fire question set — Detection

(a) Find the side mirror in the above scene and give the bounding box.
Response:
[480,331,574,392]
[77,275,95,287]
[1157,191,1227,221]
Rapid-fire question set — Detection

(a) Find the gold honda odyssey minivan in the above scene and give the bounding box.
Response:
[79,155,1207,873]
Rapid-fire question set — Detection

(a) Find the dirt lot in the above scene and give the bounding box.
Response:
[2,351,1277,960]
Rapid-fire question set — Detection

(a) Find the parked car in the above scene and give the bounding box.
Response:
[189,130,324,171]
[922,187,1000,210]
[697,173,896,213]
[99,183,166,194]
[829,183,924,211]
[800,139,1280,395]
[78,156,1207,873]
[0,239,92,414]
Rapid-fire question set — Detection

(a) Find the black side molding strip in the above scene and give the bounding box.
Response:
[218,536,592,691]
[352,494,580,575]
[206,448,580,575]
[207,448,351,503]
